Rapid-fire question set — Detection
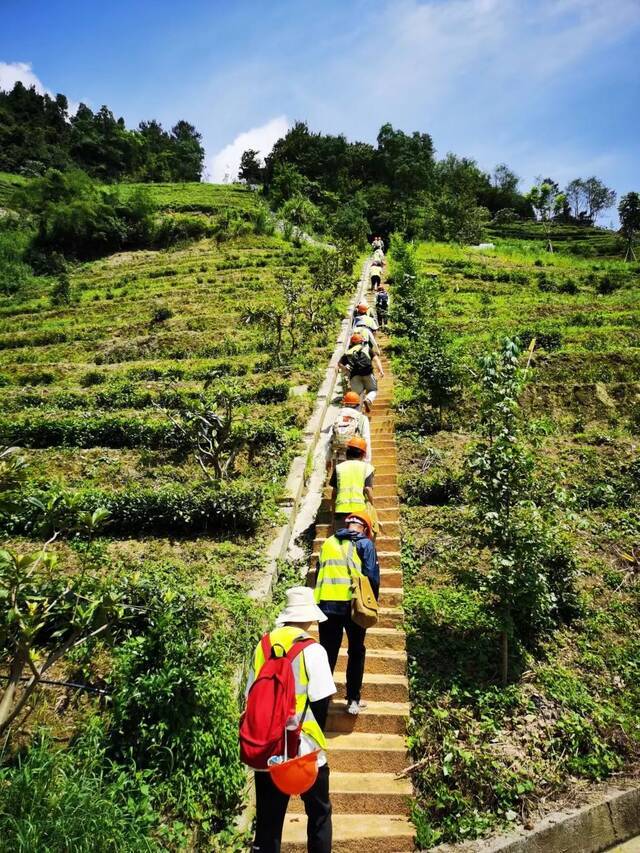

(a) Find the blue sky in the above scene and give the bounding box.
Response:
[1,0,639,218]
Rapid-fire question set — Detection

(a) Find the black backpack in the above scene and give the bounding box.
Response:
[377,292,389,309]
[348,345,372,374]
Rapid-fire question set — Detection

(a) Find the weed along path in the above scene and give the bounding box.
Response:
[281,341,414,852]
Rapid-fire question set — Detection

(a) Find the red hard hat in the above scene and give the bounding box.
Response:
[269,751,319,795]
[356,303,369,314]
[343,391,361,406]
[350,333,364,345]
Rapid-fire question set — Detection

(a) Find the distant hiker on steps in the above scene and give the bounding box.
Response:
[241,586,335,853]
[353,302,379,335]
[369,261,382,291]
[339,332,383,413]
[376,286,390,329]
[330,436,374,531]
[327,390,371,474]
[314,512,380,715]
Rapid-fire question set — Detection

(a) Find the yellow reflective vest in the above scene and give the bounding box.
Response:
[335,459,374,514]
[314,535,362,604]
[251,626,326,751]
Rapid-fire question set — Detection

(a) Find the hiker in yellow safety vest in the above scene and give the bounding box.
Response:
[330,435,374,530]
[244,586,335,852]
[314,512,380,715]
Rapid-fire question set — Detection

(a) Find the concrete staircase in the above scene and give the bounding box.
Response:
[282,350,414,852]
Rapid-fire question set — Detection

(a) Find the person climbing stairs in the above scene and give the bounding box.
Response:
[282,346,414,852]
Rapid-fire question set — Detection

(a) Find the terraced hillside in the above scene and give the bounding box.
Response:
[0,182,357,847]
[393,239,640,847]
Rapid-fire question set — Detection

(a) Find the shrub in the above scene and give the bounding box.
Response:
[150,305,173,324]
[401,470,463,506]
[107,568,263,830]
[80,369,106,387]
[6,481,266,537]
[16,370,55,386]
[0,731,160,852]
[51,272,72,305]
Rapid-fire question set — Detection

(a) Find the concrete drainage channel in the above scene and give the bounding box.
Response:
[433,785,640,853]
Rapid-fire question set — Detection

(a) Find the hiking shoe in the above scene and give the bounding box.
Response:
[363,398,372,413]
[346,700,367,715]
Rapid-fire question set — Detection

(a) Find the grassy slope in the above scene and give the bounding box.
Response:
[0,182,347,761]
[396,239,640,846]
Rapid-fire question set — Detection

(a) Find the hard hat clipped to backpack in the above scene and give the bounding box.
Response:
[268,749,321,795]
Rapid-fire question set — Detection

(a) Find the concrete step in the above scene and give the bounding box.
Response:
[377,607,404,628]
[309,625,405,651]
[334,672,409,703]
[378,588,403,607]
[327,700,409,734]
[335,648,406,675]
[326,731,408,773]
[282,813,414,852]
[289,772,411,815]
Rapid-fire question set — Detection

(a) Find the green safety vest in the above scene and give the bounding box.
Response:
[252,625,326,750]
[314,536,362,604]
[335,459,374,514]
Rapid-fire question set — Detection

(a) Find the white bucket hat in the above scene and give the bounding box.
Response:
[275,586,327,626]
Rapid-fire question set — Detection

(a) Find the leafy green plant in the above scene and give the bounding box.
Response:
[466,338,577,683]
[0,729,161,852]
[0,544,124,733]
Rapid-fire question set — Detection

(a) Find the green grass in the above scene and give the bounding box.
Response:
[394,238,640,846]
[0,171,28,207]
[112,181,258,213]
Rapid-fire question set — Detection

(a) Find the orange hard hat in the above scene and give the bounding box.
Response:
[346,435,367,454]
[343,391,361,406]
[344,511,373,538]
[356,303,369,314]
[269,751,319,795]
[350,333,364,345]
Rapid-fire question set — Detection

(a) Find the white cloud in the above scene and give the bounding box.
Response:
[206,115,289,183]
[0,61,46,94]
[0,60,81,114]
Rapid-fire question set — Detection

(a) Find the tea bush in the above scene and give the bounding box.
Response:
[5,480,266,537]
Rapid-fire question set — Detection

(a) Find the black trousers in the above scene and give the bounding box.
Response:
[319,611,367,702]
[252,765,332,853]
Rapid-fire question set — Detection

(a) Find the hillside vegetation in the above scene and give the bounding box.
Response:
[0,180,356,850]
[389,236,640,845]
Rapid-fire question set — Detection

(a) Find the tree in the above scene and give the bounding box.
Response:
[238,149,264,184]
[565,178,586,220]
[170,120,205,182]
[492,163,519,194]
[564,177,616,223]
[583,176,616,223]
[619,191,640,261]
[466,339,577,683]
[526,180,566,251]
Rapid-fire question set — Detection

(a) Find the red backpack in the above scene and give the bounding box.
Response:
[239,634,315,770]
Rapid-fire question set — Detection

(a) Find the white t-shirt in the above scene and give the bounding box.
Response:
[245,636,336,768]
